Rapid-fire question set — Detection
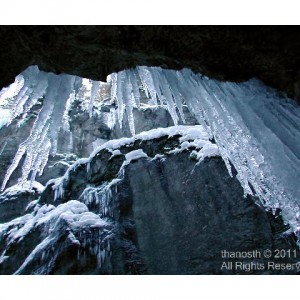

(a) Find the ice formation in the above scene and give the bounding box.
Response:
[80,181,119,218]
[0,181,44,201]
[1,65,300,236]
[0,200,112,274]
[52,124,216,204]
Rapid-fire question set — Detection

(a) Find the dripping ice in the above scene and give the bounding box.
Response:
[0,65,300,238]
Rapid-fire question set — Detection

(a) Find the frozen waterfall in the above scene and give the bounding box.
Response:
[0,65,300,236]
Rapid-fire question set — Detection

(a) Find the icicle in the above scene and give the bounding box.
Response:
[17,72,50,127]
[2,67,41,126]
[0,74,24,104]
[19,123,51,187]
[1,143,27,191]
[1,70,76,190]
[9,86,30,123]
[89,81,100,117]
[48,75,75,156]
[164,69,186,123]
[62,90,75,132]
[148,67,164,105]
[110,73,118,105]
[128,69,141,108]
[137,66,157,104]
[124,70,136,135]
[80,182,114,217]
[116,71,126,127]
[156,68,179,125]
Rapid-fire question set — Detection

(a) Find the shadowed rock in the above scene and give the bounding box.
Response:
[0,26,300,102]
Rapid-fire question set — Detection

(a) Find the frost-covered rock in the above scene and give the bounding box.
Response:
[0,200,113,275]
[0,181,43,223]
[39,125,217,205]
[0,126,297,274]
[57,126,300,274]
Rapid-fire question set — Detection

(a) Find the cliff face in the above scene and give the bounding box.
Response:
[1,26,300,102]
[0,124,298,274]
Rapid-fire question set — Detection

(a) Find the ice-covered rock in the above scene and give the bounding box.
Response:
[0,200,113,275]
[0,64,300,275]
[0,129,297,274]
[0,181,43,223]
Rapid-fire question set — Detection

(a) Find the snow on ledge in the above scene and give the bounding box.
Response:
[0,200,108,243]
[90,125,210,159]
[124,149,148,165]
[49,125,219,202]
[0,181,45,198]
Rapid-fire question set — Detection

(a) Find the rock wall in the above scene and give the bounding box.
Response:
[0,130,298,274]
[0,98,196,190]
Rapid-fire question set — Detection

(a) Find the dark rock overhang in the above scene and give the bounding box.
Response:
[1,25,300,102]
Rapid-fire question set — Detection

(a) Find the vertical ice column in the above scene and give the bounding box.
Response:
[89,81,100,117]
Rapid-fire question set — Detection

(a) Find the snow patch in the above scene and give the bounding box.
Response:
[124,149,148,165]
[0,181,44,199]
[0,109,11,129]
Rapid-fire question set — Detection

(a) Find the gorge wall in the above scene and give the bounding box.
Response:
[0,26,300,275]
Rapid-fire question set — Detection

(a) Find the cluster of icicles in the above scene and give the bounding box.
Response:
[1,65,300,235]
